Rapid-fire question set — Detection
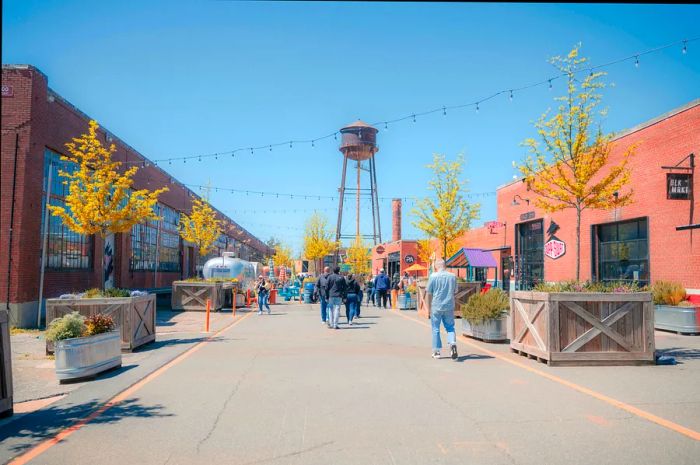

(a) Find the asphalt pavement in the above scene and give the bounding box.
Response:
[2,302,699,465]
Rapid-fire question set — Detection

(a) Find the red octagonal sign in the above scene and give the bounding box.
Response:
[376,245,385,254]
[544,238,566,260]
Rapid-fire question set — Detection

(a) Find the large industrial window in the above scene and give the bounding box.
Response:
[593,217,649,285]
[41,150,92,270]
[130,204,181,272]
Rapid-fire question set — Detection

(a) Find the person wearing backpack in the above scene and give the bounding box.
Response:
[255,276,270,315]
[373,269,390,309]
[345,274,360,325]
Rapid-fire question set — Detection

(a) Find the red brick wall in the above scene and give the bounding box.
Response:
[1,65,272,304]
[460,101,700,289]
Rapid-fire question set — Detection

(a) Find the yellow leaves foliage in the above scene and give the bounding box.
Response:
[179,197,223,256]
[48,120,168,238]
[518,45,635,215]
[345,236,371,275]
[302,212,337,261]
[411,154,480,258]
[272,242,294,269]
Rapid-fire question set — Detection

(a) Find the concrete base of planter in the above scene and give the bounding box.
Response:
[655,305,700,335]
[398,294,417,310]
[462,316,508,342]
[55,331,122,382]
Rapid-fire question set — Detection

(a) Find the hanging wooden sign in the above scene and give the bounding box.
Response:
[544,237,566,260]
[667,173,692,200]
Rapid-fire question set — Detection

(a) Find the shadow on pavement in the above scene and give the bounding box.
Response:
[656,347,700,361]
[134,336,226,353]
[0,398,173,454]
[452,354,494,363]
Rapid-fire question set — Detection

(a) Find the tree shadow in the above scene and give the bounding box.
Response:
[0,398,173,454]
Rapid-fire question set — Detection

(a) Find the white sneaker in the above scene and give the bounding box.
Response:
[432,351,440,359]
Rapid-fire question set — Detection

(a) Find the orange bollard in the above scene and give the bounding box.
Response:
[391,290,398,310]
[205,298,211,332]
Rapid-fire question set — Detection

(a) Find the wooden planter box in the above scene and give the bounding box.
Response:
[171,281,223,311]
[0,310,13,417]
[55,331,122,383]
[462,315,508,342]
[655,304,700,335]
[417,281,481,319]
[46,294,156,352]
[510,291,655,366]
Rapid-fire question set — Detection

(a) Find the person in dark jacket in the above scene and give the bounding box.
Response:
[365,278,375,306]
[325,266,347,329]
[315,267,331,324]
[374,269,391,309]
[255,276,270,315]
[345,274,360,325]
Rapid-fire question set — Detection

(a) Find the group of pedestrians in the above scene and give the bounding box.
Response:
[315,266,364,329]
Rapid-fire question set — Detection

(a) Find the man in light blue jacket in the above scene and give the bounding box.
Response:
[426,259,458,360]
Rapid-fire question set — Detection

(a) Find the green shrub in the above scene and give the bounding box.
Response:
[46,312,86,342]
[102,288,131,298]
[461,289,510,324]
[533,280,645,293]
[84,314,116,336]
[651,281,687,306]
[83,288,103,298]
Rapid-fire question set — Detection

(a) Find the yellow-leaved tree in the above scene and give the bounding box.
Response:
[345,236,371,275]
[412,154,480,260]
[272,242,294,270]
[416,238,434,266]
[519,45,635,280]
[179,197,223,256]
[302,212,337,274]
[48,120,168,289]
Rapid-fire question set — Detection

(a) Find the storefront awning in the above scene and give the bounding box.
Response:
[446,248,498,268]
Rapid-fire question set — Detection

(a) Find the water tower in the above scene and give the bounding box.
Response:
[335,120,382,255]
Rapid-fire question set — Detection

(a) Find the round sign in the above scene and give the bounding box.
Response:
[404,254,416,264]
[376,245,385,254]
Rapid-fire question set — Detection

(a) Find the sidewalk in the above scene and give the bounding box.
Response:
[9,309,244,412]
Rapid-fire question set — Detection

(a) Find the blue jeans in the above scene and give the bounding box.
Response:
[320,295,328,322]
[328,297,342,327]
[357,291,363,317]
[258,293,270,313]
[345,293,358,322]
[431,310,456,351]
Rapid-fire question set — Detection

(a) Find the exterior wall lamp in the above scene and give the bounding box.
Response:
[511,194,530,206]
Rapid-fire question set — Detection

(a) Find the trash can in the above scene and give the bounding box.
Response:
[269,289,277,305]
[303,290,313,303]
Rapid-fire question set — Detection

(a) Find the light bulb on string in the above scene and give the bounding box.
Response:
[312,140,315,147]
[412,114,416,123]
[443,106,447,116]
[548,79,552,90]
[476,102,479,113]
[384,122,388,131]
[289,141,293,148]
[250,148,254,155]
[509,90,514,102]
[682,40,687,54]
[635,56,639,68]
[269,145,272,152]
[168,159,172,165]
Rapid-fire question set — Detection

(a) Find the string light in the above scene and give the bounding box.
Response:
[475,102,479,113]
[289,141,293,148]
[442,106,447,116]
[384,122,388,130]
[120,38,696,167]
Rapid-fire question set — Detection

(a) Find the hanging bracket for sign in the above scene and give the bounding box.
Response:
[662,153,695,233]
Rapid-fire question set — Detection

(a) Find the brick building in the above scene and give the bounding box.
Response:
[1,65,272,327]
[458,99,699,292]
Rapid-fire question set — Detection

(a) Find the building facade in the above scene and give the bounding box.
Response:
[1,65,272,326]
[459,100,700,292]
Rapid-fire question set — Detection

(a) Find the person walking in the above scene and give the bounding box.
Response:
[374,269,390,309]
[325,266,346,329]
[315,267,331,324]
[356,276,364,318]
[365,277,374,306]
[255,276,269,315]
[400,271,412,309]
[426,259,459,360]
[345,274,360,325]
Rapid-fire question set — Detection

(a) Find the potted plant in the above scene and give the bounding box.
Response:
[652,281,699,335]
[511,281,654,366]
[461,288,509,342]
[46,288,156,352]
[46,312,121,383]
[398,284,417,310]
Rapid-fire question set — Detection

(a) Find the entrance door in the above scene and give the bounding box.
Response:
[501,254,512,291]
[515,220,544,290]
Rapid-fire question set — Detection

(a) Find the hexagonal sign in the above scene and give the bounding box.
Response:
[544,237,566,260]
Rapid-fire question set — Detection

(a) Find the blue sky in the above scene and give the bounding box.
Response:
[3,1,699,254]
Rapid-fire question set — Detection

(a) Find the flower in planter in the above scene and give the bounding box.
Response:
[85,314,116,336]
[461,288,509,324]
[46,312,87,342]
[651,281,687,306]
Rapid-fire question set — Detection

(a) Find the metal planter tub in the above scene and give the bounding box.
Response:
[398,293,417,310]
[655,305,700,335]
[462,315,508,342]
[55,331,122,383]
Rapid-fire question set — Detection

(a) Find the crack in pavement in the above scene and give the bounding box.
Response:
[195,353,260,453]
[239,441,335,465]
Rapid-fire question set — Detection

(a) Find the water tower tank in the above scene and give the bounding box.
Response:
[339,120,378,161]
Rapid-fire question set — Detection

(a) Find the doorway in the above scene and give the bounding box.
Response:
[515,220,544,290]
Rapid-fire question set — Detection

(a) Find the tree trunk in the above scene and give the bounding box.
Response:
[100,233,106,291]
[443,238,447,261]
[575,207,581,282]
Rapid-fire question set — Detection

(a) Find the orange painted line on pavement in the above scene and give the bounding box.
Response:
[8,310,255,465]
[392,310,700,442]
